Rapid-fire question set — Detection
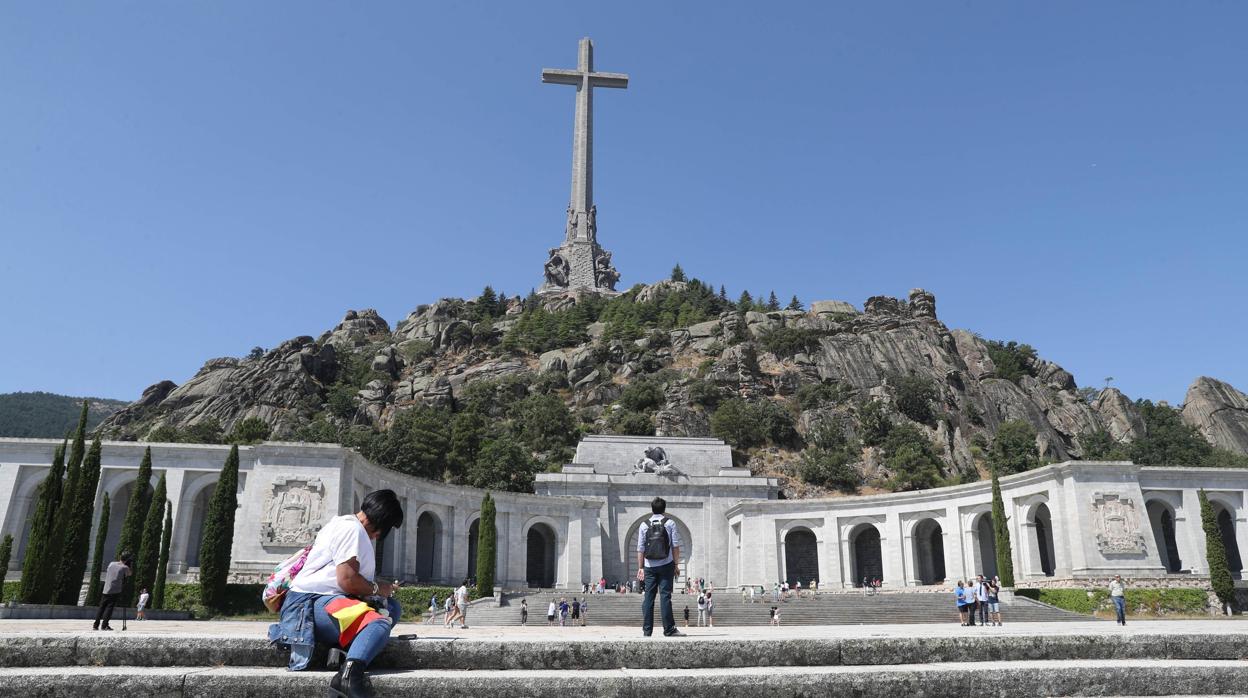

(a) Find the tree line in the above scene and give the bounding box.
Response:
[7,402,242,613]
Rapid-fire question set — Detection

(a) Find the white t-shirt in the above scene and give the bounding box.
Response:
[290,515,374,595]
[547,601,557,616]
[455,585,468,607]
[137,592,149,609]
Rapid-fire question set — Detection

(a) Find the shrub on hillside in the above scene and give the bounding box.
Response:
[988,420,1040,475]
[985,340,1037,384]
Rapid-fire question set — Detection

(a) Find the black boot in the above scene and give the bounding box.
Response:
[328,660,373,698]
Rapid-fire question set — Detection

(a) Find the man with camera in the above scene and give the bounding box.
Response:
[92,550,134,631]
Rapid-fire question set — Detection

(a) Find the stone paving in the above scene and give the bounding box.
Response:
[1,617,1243,641]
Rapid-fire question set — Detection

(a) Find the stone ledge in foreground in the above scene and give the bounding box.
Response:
[2,661,1248,698]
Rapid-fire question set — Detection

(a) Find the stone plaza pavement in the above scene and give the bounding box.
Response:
[3,619,1248,696]
[0,617,1245,639]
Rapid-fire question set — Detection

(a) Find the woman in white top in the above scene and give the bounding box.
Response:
[282,489,404,698]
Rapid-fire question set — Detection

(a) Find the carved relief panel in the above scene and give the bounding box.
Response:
[1091,492,1146,555]
[261,476,325,547]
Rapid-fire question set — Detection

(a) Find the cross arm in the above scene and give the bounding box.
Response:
[541,69,582,85]
[588,72,628,89]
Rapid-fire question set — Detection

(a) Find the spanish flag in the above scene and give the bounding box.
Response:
[325,597,390,647]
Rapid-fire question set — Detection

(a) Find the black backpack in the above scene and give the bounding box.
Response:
[643,517,671,560]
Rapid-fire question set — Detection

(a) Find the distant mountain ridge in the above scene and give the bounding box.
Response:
[0,392,127,438]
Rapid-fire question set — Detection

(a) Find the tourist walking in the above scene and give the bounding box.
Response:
[988,576,1002,626]
[705,592,715,627]
[637,496,685,637]
[580,597,588,625]
[955,581,970,626]
[136,588,149,621]
[520,598,528,626]
[547,599,556,626]
[559,597,569,626]
[93,551,134,631]
[425,594,439,624]
[770,606,780,626]
[442,595,453,625]
[1109,575,1127,625]
[696,592,707,626]
[683,604,690,627]
[571,597,581,625]
[967,576,981,626]
[273,489,404,698]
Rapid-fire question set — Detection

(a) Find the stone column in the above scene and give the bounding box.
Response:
[883,512,904,588]
[944,505,966,583]
[820,522,841,589]
[162,469,188,575]
[1181,489,1207,574]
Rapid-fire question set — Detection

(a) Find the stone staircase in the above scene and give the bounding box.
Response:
[464,590,1092,626]
[0,627,1246,696]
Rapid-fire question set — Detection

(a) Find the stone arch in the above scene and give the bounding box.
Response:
[6,469,47,565]
[971,512,998,579]
[912,518,946,585]
[625,513,694,582]
[1028,503,1056,577]
[848,523,883,586]
[1146,499,1182,573]
[413,510,443,583]
[525,521,558,588]
[180,477,217,569]
[783,527,819,587]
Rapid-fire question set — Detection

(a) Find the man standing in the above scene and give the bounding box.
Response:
[1109,575,1127,625]
[454,579,470,629]
[636,497,685,637]
[968,576,982,626]
[975,574,990,626]
[93,551,133,631]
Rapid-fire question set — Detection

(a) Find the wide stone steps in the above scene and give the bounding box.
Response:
[3,660,1248,697]
[464,591,1090,626]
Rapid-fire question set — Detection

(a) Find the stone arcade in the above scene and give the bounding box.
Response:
[2,434,1246,591]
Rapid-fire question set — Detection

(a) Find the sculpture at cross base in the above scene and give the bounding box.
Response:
[537,38,626,295]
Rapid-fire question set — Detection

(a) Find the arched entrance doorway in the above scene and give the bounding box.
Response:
[1214,505,1243,579]
[1033,504,1056,577]
[974,514,998,579]
[784,528,819,587]
[1146,501,1182,573]
[850,524,882,586]
[184,483,215,568]
[414,512,440,583]
[467,519,479,581]
[624,514,694,584]
[527,523,557,588]
[913,519,945,585]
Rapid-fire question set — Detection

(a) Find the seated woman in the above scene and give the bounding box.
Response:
[274,489,404,698]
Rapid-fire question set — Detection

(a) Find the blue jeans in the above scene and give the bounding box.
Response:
[1112,595,1126,624]
[310,594,402,666]
[641,562,676,636]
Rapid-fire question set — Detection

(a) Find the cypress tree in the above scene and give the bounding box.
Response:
[117,447,154,561]
[990,467,1016,587]
[19,442,65,603]
[0,534,12,603]
[1199,489,1236,611]
[134,474,167,603]
[199,445,240,610]
[153,501,172,609]
[475,493,497,597]
[51,437,104,604]
[85,493,111,606]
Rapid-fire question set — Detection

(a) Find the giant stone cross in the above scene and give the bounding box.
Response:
[539,38,626,294]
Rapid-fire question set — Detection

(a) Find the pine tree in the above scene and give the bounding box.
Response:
[475,493,497,597]
[736,290,753,312]
[85,493,111,606]
[117,448,154,561]
[767,291,780,311]
[200,445,240,610]
[719,285,728,301]
[19,442,65,603]
[1199,489,1236,611]
[670,264,686,282]
[153,501,172,609]
[787,295,803,311]
[51,437,104,604]
[990,467,1015,587]
[0,534,13,603]
[134,474,167,604]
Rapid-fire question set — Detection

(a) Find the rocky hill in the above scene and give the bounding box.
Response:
[94,281,1248,494]
[0,392,127,438]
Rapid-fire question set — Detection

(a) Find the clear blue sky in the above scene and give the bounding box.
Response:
[2,2,1245,405]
